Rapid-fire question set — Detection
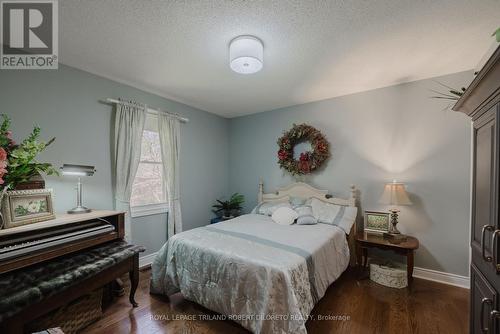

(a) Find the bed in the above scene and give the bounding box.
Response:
[150,181,358,334]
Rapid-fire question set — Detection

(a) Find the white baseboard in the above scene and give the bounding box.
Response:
[139,252,470,289]
[413,266,469,289]
[139,252,158,269]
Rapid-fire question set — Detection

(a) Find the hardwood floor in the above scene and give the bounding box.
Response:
[83,267,468,334]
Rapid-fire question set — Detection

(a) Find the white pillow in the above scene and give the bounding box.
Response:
[272,207,298,225]
[310,198,357,233]
[252,199,291,216]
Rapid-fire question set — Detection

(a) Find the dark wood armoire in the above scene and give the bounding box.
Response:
[453,45,500,334]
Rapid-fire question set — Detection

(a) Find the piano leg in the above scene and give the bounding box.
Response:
[129,253,139,307]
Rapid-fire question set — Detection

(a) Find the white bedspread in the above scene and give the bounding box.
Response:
[150,214,350,334]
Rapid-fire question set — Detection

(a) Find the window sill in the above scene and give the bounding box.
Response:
[131,203,168,218]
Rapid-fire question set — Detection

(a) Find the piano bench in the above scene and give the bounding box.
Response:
[0,241,145,334]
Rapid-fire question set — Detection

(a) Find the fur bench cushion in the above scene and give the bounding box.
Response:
[0,241,144,322]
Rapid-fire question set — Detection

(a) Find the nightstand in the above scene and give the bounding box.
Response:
[355,232,419,285]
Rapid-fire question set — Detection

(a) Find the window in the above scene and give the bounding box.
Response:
[130,115,168,217]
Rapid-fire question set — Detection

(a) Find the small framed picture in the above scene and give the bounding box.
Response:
[2,189,55,229]
[364,211,390,234]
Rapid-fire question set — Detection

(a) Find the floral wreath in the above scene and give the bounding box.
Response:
[277,123,330,175]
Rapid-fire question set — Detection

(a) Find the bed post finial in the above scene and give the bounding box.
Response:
[258,178,264,204]
[350,184,356,203]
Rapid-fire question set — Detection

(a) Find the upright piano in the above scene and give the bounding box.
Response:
[0,211,142,333]
[0,210,125,275]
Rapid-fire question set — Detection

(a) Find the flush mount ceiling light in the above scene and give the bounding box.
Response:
[229,35,263,74]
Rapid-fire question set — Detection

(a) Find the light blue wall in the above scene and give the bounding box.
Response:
[228,71,472,276]
[0,64,229,256]
[0,64,473,275]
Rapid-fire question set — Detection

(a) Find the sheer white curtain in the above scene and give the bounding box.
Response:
[158,114,182,238]
[113,101,146,240]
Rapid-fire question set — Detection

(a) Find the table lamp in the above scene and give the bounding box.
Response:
[61,164,96,214]
[379,180,412,240]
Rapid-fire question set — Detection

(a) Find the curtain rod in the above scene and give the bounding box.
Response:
[104,98,189,123]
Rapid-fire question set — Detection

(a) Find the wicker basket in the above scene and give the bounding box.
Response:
[369,260,408,289]
[27,288,103,334]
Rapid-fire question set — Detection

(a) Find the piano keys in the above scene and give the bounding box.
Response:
[0,211,125,275]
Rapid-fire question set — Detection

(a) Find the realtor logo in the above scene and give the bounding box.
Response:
[1,0,58,69]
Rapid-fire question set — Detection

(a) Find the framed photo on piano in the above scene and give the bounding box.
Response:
[1,189,56,229]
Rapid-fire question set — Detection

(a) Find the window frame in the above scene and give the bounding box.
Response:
[131,202,168,218]
[130,115,168,218]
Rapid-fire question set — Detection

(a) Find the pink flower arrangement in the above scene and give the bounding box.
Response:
[0,148,7,185]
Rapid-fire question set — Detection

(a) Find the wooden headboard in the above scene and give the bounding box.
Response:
[257,179,358,265]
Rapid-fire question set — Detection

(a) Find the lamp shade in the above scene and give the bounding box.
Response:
[61,164,96,176]
[379,181,412,206]
[229,35,263,74]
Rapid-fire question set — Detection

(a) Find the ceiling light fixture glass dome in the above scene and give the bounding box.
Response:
[229,35,263,74]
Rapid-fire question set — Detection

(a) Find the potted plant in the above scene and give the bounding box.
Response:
[429,81,466,101]
[0,115,58,227]
[212,193,245,219]
[493,27,500,43]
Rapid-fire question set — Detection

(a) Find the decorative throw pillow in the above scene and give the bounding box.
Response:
[252,200,291,216]
[272,207,299,225]
[296,215,318,225]
[294,205,318,225]
[310,198,357,233]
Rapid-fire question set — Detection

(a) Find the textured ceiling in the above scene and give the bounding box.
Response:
[59,0,500,118]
